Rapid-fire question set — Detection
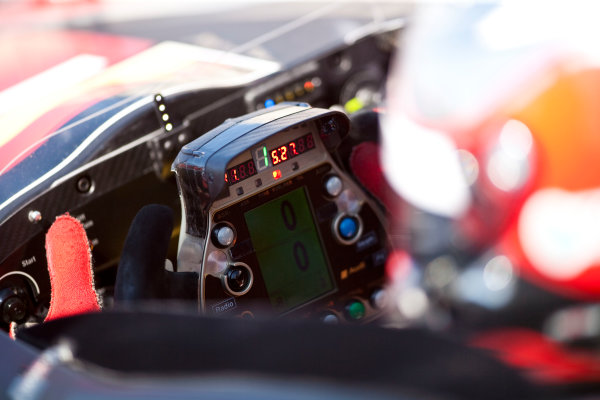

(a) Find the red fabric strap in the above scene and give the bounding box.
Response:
[44,214,100,321]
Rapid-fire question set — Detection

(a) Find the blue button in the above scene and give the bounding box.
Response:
[264,98,276,108]
[338,216,359,240]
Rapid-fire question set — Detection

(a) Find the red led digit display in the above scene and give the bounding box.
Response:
[270,133,316,166]
[225,159,258,185]
[225,133,316,185]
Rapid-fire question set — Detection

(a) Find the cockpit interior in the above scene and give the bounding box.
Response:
[0,2,598,399]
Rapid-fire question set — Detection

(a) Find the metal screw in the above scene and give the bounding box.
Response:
[76,176,93,194]
[28,210,42,223]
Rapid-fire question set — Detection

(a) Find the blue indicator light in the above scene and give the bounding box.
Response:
[264,99,276,108]
[338,216,359,240]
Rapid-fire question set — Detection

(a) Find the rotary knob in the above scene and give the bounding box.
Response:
[0,286,31,324]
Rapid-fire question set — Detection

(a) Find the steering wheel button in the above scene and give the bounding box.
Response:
[355,231,378,252]
[321,312,339,324]
[228,268,247,291]
[345,300,366,320]
[372,249,387,267]
[324,175,343,197]
[217,226,235,247]
[338,216,359,240]
[212,224,236,248]
[370,288,387,310]
[3,297,27,323]
[225,263,253,295]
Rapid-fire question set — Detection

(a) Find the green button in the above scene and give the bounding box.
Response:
[345,300,366,320]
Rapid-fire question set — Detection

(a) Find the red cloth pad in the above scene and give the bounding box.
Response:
[44,214,100,321]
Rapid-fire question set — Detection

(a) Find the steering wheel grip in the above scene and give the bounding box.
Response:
[114,204,198,304]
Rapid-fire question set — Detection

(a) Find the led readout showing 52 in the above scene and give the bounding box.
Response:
[252,133,316,173]
[270,133,315,165]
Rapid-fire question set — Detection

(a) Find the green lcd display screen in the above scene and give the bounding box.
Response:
[244,187,334,313]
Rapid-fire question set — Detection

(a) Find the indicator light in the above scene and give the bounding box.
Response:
[344,97,364,114]
[264,98,275,108]
[304,81,314,92]
[272,169,282,180]
[284,91,294,101]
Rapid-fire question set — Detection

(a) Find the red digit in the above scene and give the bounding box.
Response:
[280,145,287,161]
[248,160,256,175]
[298,138,305,153]
[239,164,246,179]
[271,149,280,165]
[289,142,297,155]
[306,134,314,149]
